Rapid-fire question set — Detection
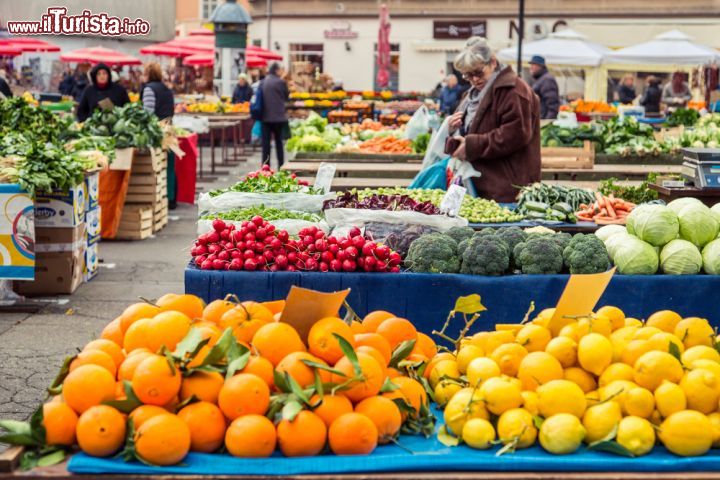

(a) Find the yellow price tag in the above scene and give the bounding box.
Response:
[279,286,350,341]
[548,268,616,336]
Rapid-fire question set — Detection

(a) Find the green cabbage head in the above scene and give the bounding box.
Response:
[660,239,703,275]
[702,239,720,274]
[626,204,679,247]
[678,204,719,248]
[667,197,703,214]
[613,237,659,275]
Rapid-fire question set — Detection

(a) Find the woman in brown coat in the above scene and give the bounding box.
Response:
[448,37,541,203]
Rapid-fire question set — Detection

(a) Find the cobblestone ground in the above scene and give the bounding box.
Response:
[0,150,260,422]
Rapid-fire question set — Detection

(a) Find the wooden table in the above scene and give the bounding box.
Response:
[649,184,720,207]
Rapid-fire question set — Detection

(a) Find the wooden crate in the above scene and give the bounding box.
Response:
[126,169,167,204]
[116,204,154,240]
[541,141,594,169]
[153,198,169,233]
[133,147,167,173]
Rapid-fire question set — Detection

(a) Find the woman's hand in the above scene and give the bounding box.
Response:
[448,111,464,132]
[453,136,467,161]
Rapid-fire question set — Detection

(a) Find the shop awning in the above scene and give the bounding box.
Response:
[0,38,60,52]
[60,47,142,66]
[497,29,610,67]
[604,29,720,65]
[183,52,267,68]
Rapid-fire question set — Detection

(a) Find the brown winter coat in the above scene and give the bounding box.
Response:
[461,66,541,203]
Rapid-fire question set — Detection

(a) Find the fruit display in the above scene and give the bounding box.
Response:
[191,218,402,272]
[564,99,617,114]
[328,110,359,123]
[289,91,347,101]
[208,166,319,197]
[406,228,610,275]
[517,183,596,223]
[574,192,636,225]
[340,119,385,133]
[430,302,720,458]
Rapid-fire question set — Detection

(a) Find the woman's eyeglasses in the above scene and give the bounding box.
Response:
[462,67,487,81]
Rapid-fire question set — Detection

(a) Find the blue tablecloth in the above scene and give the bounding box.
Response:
[185,267,720,335]
[469,221,597,231]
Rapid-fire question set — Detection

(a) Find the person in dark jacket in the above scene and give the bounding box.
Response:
[439,74,462,115]
[76,63,130,122]
[231,73,253,104]
[640,76,662,115]
[260,62,290,167]
[617,75,637,104]
[448,37,541,203]
[0,71,12,99]
[529,55,560,120]
[58,67,76,96]
[141,62,174,120]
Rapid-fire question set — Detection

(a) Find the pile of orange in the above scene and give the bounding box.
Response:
[37,294,437,466]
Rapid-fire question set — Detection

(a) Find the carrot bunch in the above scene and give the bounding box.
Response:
[575,192,636,225]
[358,136,412,154]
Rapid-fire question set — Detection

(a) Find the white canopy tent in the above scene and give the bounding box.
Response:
[604,30,720,65]
[497,29,611,101]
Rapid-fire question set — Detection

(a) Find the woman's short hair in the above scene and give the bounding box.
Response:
[268,62,283,75]
[144,62,163,82]
[453,37,493,73]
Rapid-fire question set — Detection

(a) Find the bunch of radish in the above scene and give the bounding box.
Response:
[190,217,402,273]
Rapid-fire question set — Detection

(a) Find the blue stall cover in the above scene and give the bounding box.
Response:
[185,267,720,334]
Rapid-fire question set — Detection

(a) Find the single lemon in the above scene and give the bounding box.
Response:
[443,387,488,436]
[497,408,537,449]
[633,351,683,391]
[520,391,540,416]
[462,418,496,450]
[545,337,578,368]
[633,326,663,341]
[600,379,637,404]
[621,340,653,367]
[659,410,713,456]
[596,306,626,331]
[624,318,643,328]
[689,360,720,392]
[654,381,686,418]
[674,318,715,349]
[456,345,485,374]
[539,413,586,455]
[532,308,555,328]
[516,324,552,352]
[564,367,597,393]
[577,315,613,338]
[558,322,581,342]
[578,333,613,376]
[682,345,720,365]
[434,380,463,407]
[646,310,682,333]
[623,387,655,418]
[490,343,528,377]
[537,379,587,418]
[468,331,492,351]
[429,359,461,389]
[610,326,640,362]
[484,330,516,355]
[648,332,684,355]
[479,376,523,416]
[599,363,635,388]
[616,416,655,456]
[680,368,720,414]
[582,401,622,444]
[517,352,563,391]
[466,357,501,388]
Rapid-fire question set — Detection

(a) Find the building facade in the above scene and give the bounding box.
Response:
[244,0,720,92]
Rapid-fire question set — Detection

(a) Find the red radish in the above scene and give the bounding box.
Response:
[330,259,342,272]
[339,239,351,249]
[255,228,267,240]
[231,250,242,259]
[244,258,257,271]
[337,250,347,262]
[390,266,400,273]
[252,216,264,226]
[321,251,334,263]
[229,259,243,270]
[212,259,226,270]
[389,252,401,266]
[351,236,365,249]
[375,245,390,260]
[328,244,339,255]
[319,262,329,272]
[207,231,220,243]
[243,250,255,260]
[364,256,376,269]
[201,260,213,270]
[342,259,356,272]
[287,252,297,264]
[305,258,318,271]
[212,219,226,232]
[348,226,361,238]
[269,265,279,272]
[345,246,358,259]
[218,251,230,261]
[206,254,217,262]
[361,243,374,256]
[220,229,231,241]
[276,255,288,268]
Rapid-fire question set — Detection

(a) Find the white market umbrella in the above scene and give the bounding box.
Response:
[604,29,720,65]
[497,29,610,67]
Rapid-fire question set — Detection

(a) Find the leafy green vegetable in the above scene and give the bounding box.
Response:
[598,177,658,204]
[209,170,322,196]
[412,133,430,154]
[82,103,163,149]
[667,108,700,127]
[201,206,321,222]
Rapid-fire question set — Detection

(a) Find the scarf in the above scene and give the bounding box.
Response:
[462,64,504,133]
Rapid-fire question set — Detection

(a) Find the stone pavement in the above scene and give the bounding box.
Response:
[0,149,263,422]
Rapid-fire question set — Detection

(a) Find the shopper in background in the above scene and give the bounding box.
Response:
[141,62,174,120]
[448,37,541,203]
[231,73,253,104]
[261,62,290,167]
[58,67,76,96]
[617,75,637,104]
[76,63,130,122]
[439,74,463,115]
[662,71,692,108]
[529,55,560,119]
[0,70,12,99]
[640,76,662,115]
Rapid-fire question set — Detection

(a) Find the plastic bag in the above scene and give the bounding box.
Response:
[198,218,329,237]
[198,191,336,215]
[409,157,449,190]
[172,115,210,134]
[448,157,482,183]
[364,222,436,257]
[421,117,451,169]
[324,208,468,240]
[404,105,430,141]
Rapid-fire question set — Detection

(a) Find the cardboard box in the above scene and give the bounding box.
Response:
[34,182,86,228]
[15,248,84,295]
[85,207,101,245]
[0,184,35,280]
[35,224,86,253]
[85,172,99,210]
[84,241,98,282]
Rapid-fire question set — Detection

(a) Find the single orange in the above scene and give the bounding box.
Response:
[240,355,275,389]
[382,376,427,416]
[156,293,205,320]
[308,317,356,364]
[202,299,236,324]
[328,413,378,455]
[354,333,392,365]
[76,405,126,457]
[416,332,438,358]
[129,405,168,430]
[218,373,270,420]
[180,371,224,404]
[356,346,388,375]
[131,354,182,406]
[355,396,402,444]
[276,352,331,388]
[423,352,455,380]
[177,401,227,453]
[310,393,353,428]
[119,302,160,334]
[276,410,327,457]
[100,318,124,347]
[144,311,192,352]
[63,364,116,414]
[331,352,384,403]
[117,350,153,382]
[123,318,151,353]
[219,302,274,344]
[134,413,191,466]
[225,414,276,457]
[69,349,117,377]
[252,322,306,366]
[42,402,78,446]
[84,339,125,369]
[361,310,395,333]
[349,321,366,335]
[376,317,418,350]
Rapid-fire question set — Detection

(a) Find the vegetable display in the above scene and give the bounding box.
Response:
[209,166,321,197]
[324,192,440,215]
[517,184,595,223]
[82,102,163,149]
[201,206,322,223]
[575,192,636,225]
[191,218,401,272]
[666,108,700,127]
[598,177,658,205]
[358,136,412,154]
[541,123,601,148]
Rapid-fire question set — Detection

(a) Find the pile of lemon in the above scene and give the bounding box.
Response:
[428,307,720,457]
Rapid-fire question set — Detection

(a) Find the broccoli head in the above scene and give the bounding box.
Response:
[445,226,475,245]
[563,233,611,274]
[496,227,528,253]
[458,238,471,257]
[405,233,460,273]
[460,235,510,275]
[514,237,564,274]
[476,228,496,237]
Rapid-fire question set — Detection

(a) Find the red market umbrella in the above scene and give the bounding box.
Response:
[60,47,141,66]
[0,44,22,56]
[183,52,267,68]
[188,28,214,36]
[247,46,283,61]
[376,4,391,89]
[140,42,201,57]
[0,38,60,52]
